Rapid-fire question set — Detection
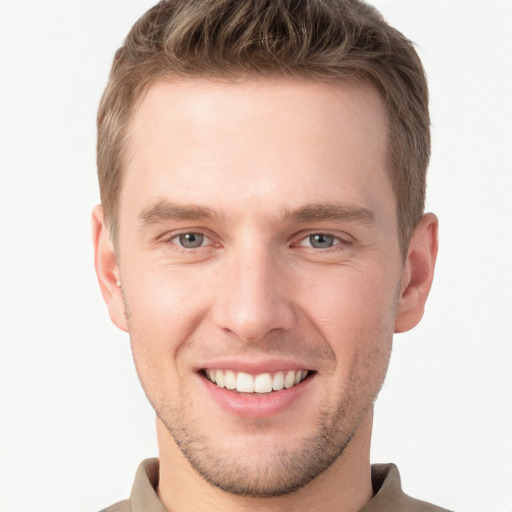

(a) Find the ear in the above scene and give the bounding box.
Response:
[394,213,439,333]
[92,205,128,332]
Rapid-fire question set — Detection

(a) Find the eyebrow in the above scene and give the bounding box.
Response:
[138,200,217,225]
[138,200,375,226]
[282,203,376,224]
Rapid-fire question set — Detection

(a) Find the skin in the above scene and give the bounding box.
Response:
[93,78,438,512]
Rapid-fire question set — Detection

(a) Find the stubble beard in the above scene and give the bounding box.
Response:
[124,292,393,498]
[154,386,375,498]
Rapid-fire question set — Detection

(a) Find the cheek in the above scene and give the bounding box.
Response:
[298,262,398,378]
[302,261,399,335]
[122,264,214,392]
[124,257,213,334]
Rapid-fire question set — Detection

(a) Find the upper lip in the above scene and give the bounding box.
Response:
[194,359,314,374]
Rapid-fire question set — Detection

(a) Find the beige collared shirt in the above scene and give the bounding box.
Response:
[101,458,451,512]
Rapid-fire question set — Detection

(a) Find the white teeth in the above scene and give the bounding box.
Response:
[224,370,236,390]
[284,370,295,388]
[254,373,273,393]
[236,372,254,393]
[272,371,284,391]
[215,369,225,388]
[205,368,309,393]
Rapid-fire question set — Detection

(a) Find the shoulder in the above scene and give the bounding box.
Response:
[365,463,453,512]
[99,499,131,512]
[98,458,161,512]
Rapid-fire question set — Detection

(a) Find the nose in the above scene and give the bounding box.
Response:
[212,246,296,343]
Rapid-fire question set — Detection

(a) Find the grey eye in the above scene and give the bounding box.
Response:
[309,234,335,248]
[178,233,205,248]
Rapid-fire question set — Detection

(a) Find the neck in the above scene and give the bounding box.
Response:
[156,410,374,512]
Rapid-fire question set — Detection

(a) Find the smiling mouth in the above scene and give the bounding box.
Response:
[202,369,312,394]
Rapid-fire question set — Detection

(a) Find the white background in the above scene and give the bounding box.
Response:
[0,1,511,511]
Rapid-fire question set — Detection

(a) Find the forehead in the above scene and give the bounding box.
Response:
[121,77,392,226]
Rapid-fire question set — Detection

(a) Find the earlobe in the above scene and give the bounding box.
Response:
[92,205,128,332]
[394,213,439,333]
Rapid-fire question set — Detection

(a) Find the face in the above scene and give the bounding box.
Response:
[108,78,406,496]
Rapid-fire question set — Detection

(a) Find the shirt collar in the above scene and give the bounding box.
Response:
[128,458,431,512]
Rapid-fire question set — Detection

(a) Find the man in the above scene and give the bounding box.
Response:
[92,0,444,510]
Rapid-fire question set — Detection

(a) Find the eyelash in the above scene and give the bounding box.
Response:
[167,232,214,251]
[164,230,351,252]
[293,232,351,250]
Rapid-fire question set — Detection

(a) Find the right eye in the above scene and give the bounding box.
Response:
[170,232,209,249]
[303,233,337,249]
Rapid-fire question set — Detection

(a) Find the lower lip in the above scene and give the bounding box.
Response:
[199,374,314,419]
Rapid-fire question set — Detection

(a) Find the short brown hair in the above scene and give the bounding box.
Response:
[97,0,430,255]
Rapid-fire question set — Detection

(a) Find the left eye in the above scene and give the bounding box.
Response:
[171,233,208,249]
[299,234,340,249]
